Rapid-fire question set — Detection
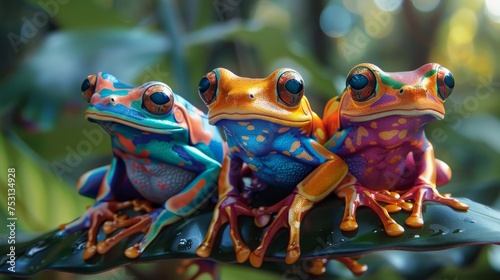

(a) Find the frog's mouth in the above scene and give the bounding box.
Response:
[85,112,183,134]
[209,112,311,127]
[344,108,444,122]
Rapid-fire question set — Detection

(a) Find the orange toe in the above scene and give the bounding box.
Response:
[405,215,424,228]
[124,244,141,259]
[235,246,251,263]
[249,251,264,268]
[285,247,301,264]
[340,219,358,231]
[83,244,97,260]
[385,223,405,236]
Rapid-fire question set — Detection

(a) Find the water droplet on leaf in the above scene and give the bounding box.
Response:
[26,241,49,257]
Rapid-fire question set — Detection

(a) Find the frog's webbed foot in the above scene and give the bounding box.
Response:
[177,260,219,280]
[94,200,155,257]
[196,195,253,263]
[304,259,327,276]
[336,182,410,237]
[57,200,135,260]
[334,257,368,275]
[249,193,313,268]
[304,257,367,276]
[400,185,469,227]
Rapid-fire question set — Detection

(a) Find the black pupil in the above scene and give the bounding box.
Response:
[349,74,369,90]
[285,79,303,94]
[150,92,170,105]
[198,77,210,93]
[444,73,455,89]
[81,79,91,92]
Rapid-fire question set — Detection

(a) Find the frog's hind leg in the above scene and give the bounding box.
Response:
[435,159,452,187]
[405,156,451,187]
[76,165,109,198]
[335,174,408,237]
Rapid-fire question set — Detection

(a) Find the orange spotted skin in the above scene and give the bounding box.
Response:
[196,68,348,268]
[323,63,468,235]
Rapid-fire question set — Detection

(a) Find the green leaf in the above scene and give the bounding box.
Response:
[1,196,499,277]
[0,131,93,232]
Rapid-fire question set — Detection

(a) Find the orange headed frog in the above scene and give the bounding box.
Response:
[323,63,469,235]
[195,68,349,268]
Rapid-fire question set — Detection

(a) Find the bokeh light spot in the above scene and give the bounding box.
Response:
[411,0,440,13]
[485,0,500,23]
[320,4,353,38]
[449,8,477,45]
[374,0,403,12]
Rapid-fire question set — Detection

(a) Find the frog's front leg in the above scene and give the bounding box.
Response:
[58,165,109,231]
[400,141,468,227]
[98,147,221,259]
[196,154,254,263]
[250,141,348,267]
[335,173,410,236]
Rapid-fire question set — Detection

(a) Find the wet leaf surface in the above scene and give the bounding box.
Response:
[1,196,499,277]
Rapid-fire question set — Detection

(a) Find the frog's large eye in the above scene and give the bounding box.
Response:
[436,66,454,100]
[346,66,377,102]
[198,71,217,105]
[142,84,174,115]
[81,74,97,103]
[277,70,304,107]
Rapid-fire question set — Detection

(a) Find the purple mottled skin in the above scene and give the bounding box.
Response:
[323,63,469,236]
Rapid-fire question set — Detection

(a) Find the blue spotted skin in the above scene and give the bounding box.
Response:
[60,72,225,259]
[220,119,324,189]
[196,68,348,268]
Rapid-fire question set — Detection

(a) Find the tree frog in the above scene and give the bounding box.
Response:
[58,72,225,260]
[323,63,469,234]
[195,68,348,268]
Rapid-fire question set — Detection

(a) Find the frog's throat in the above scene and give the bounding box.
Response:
[342,109,444,122]
[209,113,311,127]
[85,112,183,134]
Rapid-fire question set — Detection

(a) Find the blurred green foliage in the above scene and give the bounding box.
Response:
[1,0,500,279]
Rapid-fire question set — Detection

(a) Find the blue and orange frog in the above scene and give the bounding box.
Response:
[195,68,367,274]
[323,63,469,235]
[57,73,225,260]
